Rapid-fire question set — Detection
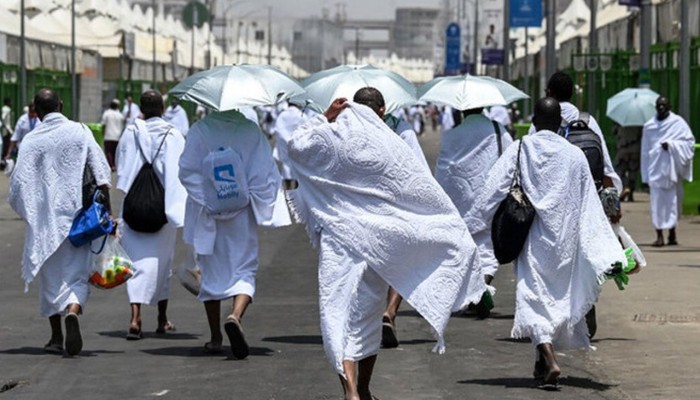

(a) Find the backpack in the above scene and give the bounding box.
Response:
[561,113,605,190]
[122,126,170,233]
[200,131,250,216]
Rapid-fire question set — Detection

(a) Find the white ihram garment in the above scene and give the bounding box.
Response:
[287,103,485,375]
[528,102,623,193]
[466,131,626,350]
[272,106,304,179]
[164,105,190,136]
[178,110,290,302]
[384,115,430,171]
[9,113,111,314]
[116,117,187,306]
[641,112,695,229]
[436,114,512,276]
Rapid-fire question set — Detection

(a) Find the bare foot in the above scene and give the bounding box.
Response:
[543,360,561,385]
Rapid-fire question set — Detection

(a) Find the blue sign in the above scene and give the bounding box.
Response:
[509,0,543,27]
[481,49,505,65]
[445,23,461,75]
[618,0,641,5]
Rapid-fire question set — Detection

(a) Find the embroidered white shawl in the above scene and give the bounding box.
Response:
[466,131,626,350]
[287,103,486,357]
[436,114,513,220]
[9,113,111,285]
[641,112,695,189]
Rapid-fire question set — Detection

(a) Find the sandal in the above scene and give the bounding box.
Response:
[224,315,249,359]
[43,341,63,355]
[155,321,176,334]
[203,342,224,354]
[126,324,143,341]
[381,316,399,349]
[64,312,83,356]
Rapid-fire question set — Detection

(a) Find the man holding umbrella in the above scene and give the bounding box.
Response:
[641,96,695,246]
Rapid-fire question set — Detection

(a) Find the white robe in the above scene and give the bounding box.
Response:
[163,105,190,136]
[9,113,111,315]
[122,102,142,126]
[466,130,626,350]
[641,112,695,229]
[384,115,430,171]
[178,110,290,302]
[488,105,511,127]
[287,103,485,375]
[528,102,623,193]
[116,117,187,306]
[440,107,455,132]
[271,106,304,179]
[435,114,513,276]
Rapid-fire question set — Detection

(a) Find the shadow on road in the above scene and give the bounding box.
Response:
[495,337,531,343]
[458,375,616,391]
[141,346,274,357]
[591,337,636,343]
[262,335,323,345]
[97,330,200,340]
[0,347,124,357]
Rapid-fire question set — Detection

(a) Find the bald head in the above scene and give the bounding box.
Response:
[34,88,61,120]
[532,97,562,133]
[353,87,386,118]
[140,90,164,119]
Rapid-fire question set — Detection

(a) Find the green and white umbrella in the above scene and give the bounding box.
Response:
[169,64,305,112]
[300,64,417,114]
[418,74,528,110]
[606,88,659,127]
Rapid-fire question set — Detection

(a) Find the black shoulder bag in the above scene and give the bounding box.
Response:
[491,138,536,264]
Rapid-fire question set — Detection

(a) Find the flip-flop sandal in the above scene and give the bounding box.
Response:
[64,313,83,356]
[537,381,560,391]
[155,321,176,334]
[224,316,249,360]
[126,325,143,341]
[43,341,63,355]
[381,321,399,349]
[203,342,224,354]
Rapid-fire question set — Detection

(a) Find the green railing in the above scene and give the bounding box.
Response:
[683,144,700,215]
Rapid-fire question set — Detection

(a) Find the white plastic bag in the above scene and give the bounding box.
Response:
[90,236,134,289]
[612,224,647,268]
[177,245,201,296]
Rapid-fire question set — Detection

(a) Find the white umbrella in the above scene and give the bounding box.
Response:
[300,64,417,114]
[418,74,529,110]
[606,88,659,127]
[168,64,305,112]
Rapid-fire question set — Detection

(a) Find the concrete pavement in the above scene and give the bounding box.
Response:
[0,126,698,399]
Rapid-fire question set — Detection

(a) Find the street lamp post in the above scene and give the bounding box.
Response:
[71,0,77,120]
[152,0,156,87]
[20,0,26,109]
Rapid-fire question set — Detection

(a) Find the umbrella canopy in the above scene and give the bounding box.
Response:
[606,88,659,127]
[417,74,529,111]
[168,64,305,112]
[300,64,417,114]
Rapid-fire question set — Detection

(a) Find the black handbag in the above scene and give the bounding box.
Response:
[491,138,536,264]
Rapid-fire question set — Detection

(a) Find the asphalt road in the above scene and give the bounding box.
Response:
[1,125,698,400]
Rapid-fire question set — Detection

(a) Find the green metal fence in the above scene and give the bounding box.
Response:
[0,63,73,124]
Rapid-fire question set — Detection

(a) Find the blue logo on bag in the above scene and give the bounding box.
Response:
[213,164,239,199]
[214,164,236,182]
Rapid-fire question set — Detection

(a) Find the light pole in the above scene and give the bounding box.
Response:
[152,0,156,87]
[221,0,251,64]
[545,0,556,81]
[20,0,26,109]
[679,0,689,120]
[71,0,77,120]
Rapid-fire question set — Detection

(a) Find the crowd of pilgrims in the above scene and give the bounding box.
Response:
[6,70,695,399]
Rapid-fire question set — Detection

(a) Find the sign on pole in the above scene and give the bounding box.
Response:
[445,23,461,75]
[479,0,504,65]
[510,0,543,27]
[182,1,209,29]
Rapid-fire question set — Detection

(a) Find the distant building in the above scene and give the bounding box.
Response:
[291,18,344,73]
[129,0,189,19]
[393,8,441,60]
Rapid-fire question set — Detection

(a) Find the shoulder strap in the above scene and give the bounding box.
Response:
[513,138,524,188]
[153,128,171,160]
[492,120,502,156]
